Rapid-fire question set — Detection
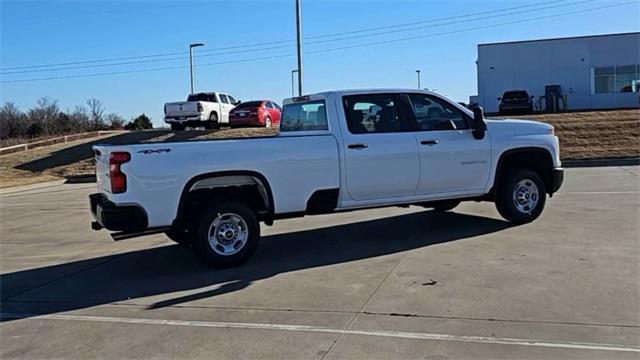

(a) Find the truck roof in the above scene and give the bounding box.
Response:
[283,88,442,105]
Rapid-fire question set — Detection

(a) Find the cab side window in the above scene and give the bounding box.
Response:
[343,94,407,134]
[408,94,469,131]
[219,94,230,104]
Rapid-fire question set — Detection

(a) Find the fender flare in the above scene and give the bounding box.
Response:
[173,170,275,226]
[491,146,554,196]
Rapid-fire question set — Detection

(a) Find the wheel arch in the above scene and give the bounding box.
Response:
[173,170,275,229]
[491,147,555,198]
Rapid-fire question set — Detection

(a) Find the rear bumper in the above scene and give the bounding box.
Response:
[229,116,263,126]
[164,114,204,123]
[89,193,148,232]
[551,167,564,194]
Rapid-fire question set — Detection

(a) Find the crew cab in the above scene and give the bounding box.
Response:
[91,89,563,268]
[164,92,239,131]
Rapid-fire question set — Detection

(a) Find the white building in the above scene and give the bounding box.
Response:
[476,32,640,114]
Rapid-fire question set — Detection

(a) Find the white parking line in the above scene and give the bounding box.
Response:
[2,313,638,353]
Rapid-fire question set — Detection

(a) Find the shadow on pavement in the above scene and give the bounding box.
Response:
[0,211,513,321]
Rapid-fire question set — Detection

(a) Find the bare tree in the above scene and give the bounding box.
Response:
[27,97,60,136]
[86,98,105,130]
[0,102,27,139]
[104,112,125,129]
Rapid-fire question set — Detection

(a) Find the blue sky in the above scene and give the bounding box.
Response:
[1,0,638,127]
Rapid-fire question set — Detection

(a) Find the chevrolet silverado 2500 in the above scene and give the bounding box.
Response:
[91,89,563,267]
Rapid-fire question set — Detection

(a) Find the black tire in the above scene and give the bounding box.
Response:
[171,123,185,131]
[432,200,460,212]
[165,228,193,246]
[193,201,260,268]
[206,112,219,129]
[495,169,546,224]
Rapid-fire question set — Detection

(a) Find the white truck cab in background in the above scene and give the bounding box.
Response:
[92,89,563,268]
[164,92,239,130]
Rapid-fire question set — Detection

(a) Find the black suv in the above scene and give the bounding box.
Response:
[498,90,534,115]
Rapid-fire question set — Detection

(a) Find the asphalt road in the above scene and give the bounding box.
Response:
[1,166,639,359]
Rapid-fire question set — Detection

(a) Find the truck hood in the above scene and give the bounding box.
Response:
[486,118,553,136]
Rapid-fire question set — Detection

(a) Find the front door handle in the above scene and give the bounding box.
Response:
[420,139,439,146]
[348,143,368,149]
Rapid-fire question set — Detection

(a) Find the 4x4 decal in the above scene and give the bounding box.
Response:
[138,149,171,154]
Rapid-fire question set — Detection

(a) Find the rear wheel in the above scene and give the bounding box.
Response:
[193,201,260,268]
[496,169,546,224]
[205,112,219,129]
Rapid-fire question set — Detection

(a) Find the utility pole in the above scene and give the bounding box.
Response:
[189,43,204,94]
[295,0,303,96]
[416,69,421,89]
[291,69,299,97]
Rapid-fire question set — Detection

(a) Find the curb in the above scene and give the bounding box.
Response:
[563,158,640,168]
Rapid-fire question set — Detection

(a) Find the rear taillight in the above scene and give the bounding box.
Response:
[164,104,167,114]
[110,152,130,194]
[197,103,203,112]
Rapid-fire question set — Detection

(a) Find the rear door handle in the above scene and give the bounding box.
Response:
[420,139,439,146]
[348,143,368,149]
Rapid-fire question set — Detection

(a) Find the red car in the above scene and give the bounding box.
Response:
[229,100,281,128]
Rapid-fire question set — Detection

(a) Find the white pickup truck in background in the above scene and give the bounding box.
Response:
[92,89,563,268]
[164,92,239,130]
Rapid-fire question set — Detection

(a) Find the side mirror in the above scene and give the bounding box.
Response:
[530,95,535,99]
[471,106,487,140]
[497,97,502,101]
[235,100,241,105]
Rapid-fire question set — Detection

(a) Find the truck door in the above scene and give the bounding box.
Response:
[341,93,419,201]
[406,93,492,195]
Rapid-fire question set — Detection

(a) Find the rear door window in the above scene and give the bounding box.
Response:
[280,100,328,132]
[343,94,409,134]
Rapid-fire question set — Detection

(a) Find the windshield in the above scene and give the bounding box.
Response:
[503,91,529,100]
[234,101,263,109]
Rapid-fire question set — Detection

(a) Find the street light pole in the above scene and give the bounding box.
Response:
[291,69,299,97]
[295,0,303,96]
[189,43,204,94]
[416,69,421,89]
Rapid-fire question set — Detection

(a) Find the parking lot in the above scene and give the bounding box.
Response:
[1,166,638,359]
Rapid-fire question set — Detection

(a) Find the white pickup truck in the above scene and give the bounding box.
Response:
[91,89,563,267]
[164,92,239,130]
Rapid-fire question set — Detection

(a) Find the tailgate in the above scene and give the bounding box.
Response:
[165,102,198,116]
[93,145,112,193]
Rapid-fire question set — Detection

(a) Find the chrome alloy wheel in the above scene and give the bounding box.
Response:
[207,213,249,256]
[512,179,540,214]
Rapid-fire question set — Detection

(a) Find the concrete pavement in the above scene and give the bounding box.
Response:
[1,167,639,359]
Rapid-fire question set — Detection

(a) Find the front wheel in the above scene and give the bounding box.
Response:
[193,201,260,268]
[496,169,546,224]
